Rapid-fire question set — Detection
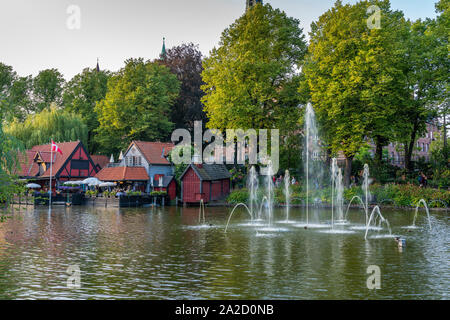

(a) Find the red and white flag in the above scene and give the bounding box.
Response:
[51,140,63,155]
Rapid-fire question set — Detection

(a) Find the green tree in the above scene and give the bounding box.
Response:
[0,63,15,98]
[392,16,446,171]
[201,3,307,132]
[0,63,33,121]
[303,0,411,185]
[95,58,180,155]
[429,0,449,164]
[63,68,110,153]
[32,69,65,112]
[5,105,88,149]
[8,75,33,121]
[0,93,24,205]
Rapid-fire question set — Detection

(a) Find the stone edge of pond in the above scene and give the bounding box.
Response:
[211,203,449,211]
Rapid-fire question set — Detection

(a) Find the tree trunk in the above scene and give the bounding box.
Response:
[344,155,353,188]
[405,122,418,172]
[443,112,448,167]
[375,137,384,164]
[325,148,332,168]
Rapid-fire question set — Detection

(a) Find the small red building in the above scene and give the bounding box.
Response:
[152,176,177,201]
[180,164,231,204]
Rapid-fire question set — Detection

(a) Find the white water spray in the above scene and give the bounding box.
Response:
[247,166,259,220]
[284,170,291,222]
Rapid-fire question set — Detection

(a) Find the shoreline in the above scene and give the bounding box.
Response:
[208,203,449,211]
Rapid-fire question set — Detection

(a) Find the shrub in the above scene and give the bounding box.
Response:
[227,189,249,204]
[85,190,98,197]
[150,191,167,196]
[126,191,142,196]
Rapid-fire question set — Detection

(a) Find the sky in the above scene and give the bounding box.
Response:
[0,0,439,80]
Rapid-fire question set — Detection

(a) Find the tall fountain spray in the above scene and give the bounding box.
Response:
[362,164,370,225]
[266,161,274,227]
[304,103,320,226]
[247,166,259,221]
[284,170,291,222]
[335,168,344,221]
[331,158,338,228]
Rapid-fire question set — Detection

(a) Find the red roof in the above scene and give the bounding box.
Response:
[27,141,81,178]
[129,141,174,165]
[36,151,54,163]
[95,166,149,181]
[15,150,36,176]
[90,155,110,170]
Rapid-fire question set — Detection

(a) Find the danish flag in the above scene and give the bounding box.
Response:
[51,140,63,155]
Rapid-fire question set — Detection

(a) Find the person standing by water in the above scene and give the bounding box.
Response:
[420,172,428,188]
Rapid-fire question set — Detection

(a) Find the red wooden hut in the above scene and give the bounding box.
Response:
[152,176,177,201]
[180,164,231,204]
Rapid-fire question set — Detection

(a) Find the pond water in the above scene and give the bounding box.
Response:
[0,205,448,299]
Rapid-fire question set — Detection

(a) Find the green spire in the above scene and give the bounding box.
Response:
[161,37,166,59]
[246,0,263,10]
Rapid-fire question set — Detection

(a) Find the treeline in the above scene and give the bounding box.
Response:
[202,0,449,185]
[0,43,206,156]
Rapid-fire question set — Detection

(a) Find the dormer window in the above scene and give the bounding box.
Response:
[127,156,142,167]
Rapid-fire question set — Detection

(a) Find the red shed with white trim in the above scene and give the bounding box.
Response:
[180,164,231,204]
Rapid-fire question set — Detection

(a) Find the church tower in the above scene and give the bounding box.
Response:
[246,0,263,10]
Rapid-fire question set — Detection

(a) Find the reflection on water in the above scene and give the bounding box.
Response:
[0,205,448,299]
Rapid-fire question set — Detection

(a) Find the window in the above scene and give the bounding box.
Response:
[126,156,142,167]
[71,160,89,170]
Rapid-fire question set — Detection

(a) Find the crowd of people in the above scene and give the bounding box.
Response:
[272,175,298,188]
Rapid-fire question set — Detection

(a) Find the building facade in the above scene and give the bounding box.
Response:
[18,141,99,189]
[108,141,175,193]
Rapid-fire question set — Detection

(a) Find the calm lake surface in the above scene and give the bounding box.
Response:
[0,205,448,300]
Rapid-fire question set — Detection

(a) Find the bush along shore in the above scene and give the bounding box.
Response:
[226,184,450,210]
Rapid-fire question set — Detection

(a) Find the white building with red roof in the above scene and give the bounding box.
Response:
[94,141,176,194]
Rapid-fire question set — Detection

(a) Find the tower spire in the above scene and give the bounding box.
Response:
[246,0,263,10]
[161,37,167,59]
[96,57,100,72]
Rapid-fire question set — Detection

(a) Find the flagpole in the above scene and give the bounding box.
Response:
[49,140,53,209]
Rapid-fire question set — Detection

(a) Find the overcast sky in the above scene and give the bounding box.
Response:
[0,0,438,80]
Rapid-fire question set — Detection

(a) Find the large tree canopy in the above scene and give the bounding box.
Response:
[303,0,415,184]
[63,68,110,153]
[0,63,33,121]
[32,68,65,112]
[201,3,307,132]
[160,43,206,132]
[5,105,88,149]
[94,58,180,155]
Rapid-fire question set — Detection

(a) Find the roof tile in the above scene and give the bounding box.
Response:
[95,166,149,181]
